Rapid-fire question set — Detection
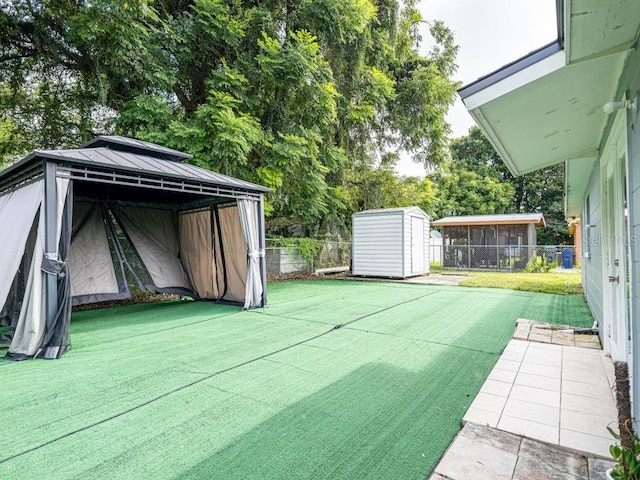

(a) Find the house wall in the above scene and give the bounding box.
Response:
[623,46,640,428]
[578,43,640,426]
[581,166,604,332]
[352,212,404,277]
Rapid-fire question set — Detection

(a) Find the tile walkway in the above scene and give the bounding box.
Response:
[430,319,618,479]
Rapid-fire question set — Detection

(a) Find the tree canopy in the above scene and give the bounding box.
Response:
[431,126,570,245]
[0,0,459,236]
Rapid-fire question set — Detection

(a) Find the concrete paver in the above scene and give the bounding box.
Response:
[513,438,588,479]
[430,320,618,480]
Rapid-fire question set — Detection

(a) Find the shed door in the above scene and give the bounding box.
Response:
[411,216,425,274]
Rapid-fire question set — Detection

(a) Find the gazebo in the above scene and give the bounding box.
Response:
[432,213,546,270]
[0,136,271,360]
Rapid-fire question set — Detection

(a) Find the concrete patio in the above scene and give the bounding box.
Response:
[430,320,617,480]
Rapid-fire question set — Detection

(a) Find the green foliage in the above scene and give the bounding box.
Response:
[524,257,555,273]
[268,237,324,265]
[0,0,459,237]
[432,126,571,245]
[608,426,640,479]
[433,166,514,217]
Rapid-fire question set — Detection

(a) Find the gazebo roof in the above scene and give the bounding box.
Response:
[80,135,193,162]
[0,136,271,199]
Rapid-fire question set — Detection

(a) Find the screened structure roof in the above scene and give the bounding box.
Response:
[433,213,546,228]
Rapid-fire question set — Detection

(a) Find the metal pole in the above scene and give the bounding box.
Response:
[44,162,58,331]
[258,194,268,307]
[467,226,471,269]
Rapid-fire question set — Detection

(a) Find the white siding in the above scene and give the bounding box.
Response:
[631,108,640,353]
[583,166,604,331]
[352,213,404,277]
[629,76,640,428]
[353,208,430,278]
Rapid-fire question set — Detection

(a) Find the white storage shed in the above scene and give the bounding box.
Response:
[352,207,430,278]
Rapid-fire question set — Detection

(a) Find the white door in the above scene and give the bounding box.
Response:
[602,114,629,362]
[411,216,425,274]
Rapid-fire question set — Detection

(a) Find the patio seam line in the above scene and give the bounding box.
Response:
[0,290,440,465]
[512,433,523,479]
[76,309,244,351]
[254,290,440,329]
[344,326,504,356]
[497,342,524,421]
[0,308,246,367]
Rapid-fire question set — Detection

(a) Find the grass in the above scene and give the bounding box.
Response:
[430,264,583,295]
[459,271,583,295]
[0,280,593,479]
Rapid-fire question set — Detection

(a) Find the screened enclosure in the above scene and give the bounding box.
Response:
[0,136,270,360]
[432,214,545,270]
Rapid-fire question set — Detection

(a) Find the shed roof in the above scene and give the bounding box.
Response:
[433,213,545,228]
[353,206,430,219]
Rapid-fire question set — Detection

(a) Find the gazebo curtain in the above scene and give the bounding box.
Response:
[237,199,263,309]
[179,200,262,308]
[8,178,70,359]
[179,208,220,299]
[216,204,247,304]
[2,185,265,360]
[0,181,44,309]
[68,202,124,304]
[113,205,193,295]
[38,182,73,359]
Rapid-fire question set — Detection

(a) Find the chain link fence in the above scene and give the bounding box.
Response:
[431,244,579,271]
[266,239,579,276]
[266,241,352,276]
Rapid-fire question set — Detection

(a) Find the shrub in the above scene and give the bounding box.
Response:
[524,256,556,273]
[268,237,324,266]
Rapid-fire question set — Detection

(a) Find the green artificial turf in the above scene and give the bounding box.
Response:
[0,281,594,479]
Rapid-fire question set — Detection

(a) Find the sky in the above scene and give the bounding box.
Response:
[395,0,558,177]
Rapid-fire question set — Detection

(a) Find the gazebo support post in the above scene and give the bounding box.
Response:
[258,194,268,307]
[44,161,59,332]
[527,223,536,263]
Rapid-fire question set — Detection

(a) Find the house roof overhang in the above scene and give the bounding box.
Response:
[459,0,640,217]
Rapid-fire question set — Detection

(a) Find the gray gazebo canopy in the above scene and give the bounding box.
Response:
[0,136,271,360]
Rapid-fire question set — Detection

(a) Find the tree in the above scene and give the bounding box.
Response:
[432,165,514,217]
[434,126,571,244]
[0,0,459,237]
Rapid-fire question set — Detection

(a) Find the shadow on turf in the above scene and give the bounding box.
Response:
[173,354,497,480]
